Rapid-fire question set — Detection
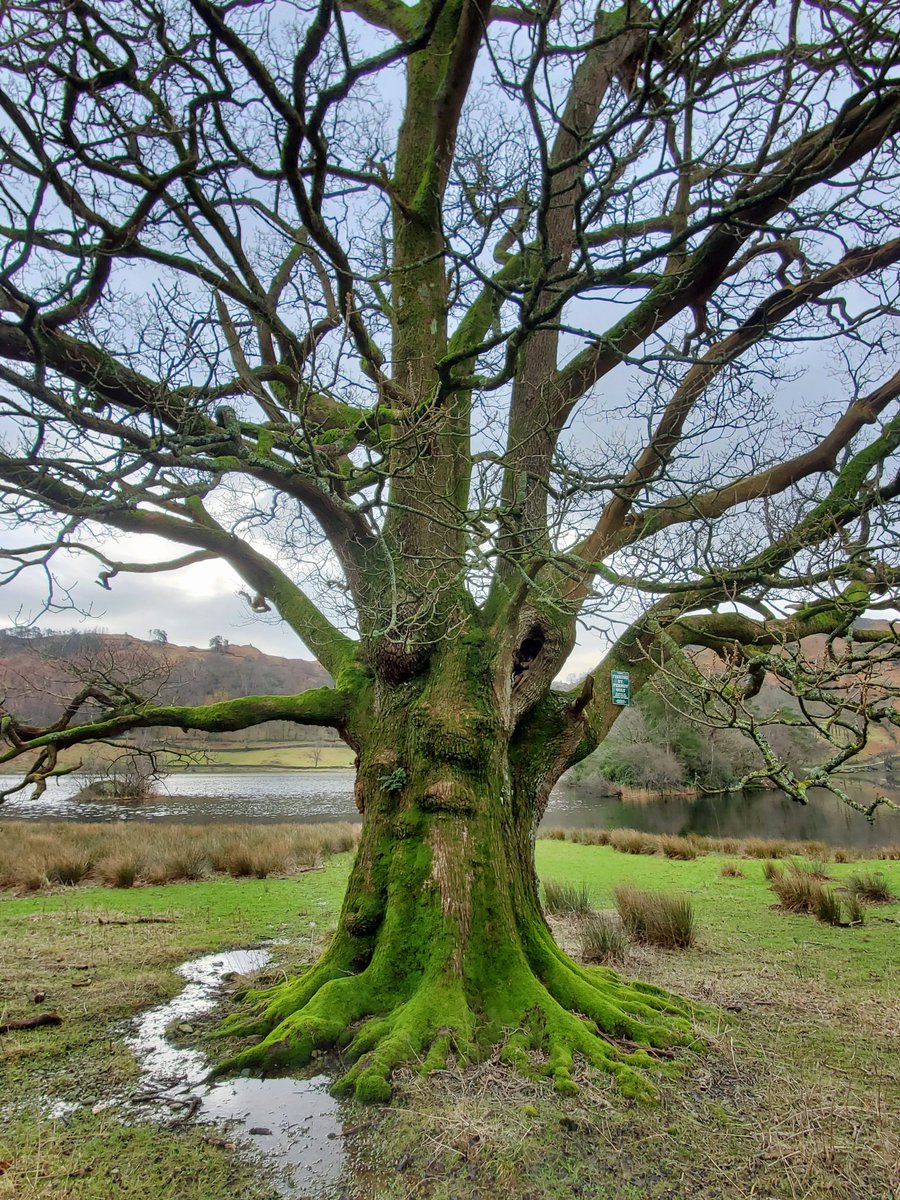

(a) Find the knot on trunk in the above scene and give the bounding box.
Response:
[372,637,431,683]
[421,779,476,814]
[354,777,367,813]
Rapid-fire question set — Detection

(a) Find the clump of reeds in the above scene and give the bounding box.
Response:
[845,871,897,904]
[0,821,360,890]
[540,825,897,864]
[569,828,612,846]
[768,862,826,914]
[580,912,627,963]
[660,835,697,860]
[46,855,94,886]
[743,838,790,860]
[843,894,865,925]
[542,877,592,915]
[833,846,860,864]
[607,829,656,855]
[716,838,742,856]
[811,886,843,926]
[720,863,744,878]
[803,860,832,880]
[613,885,696,949]
[99,856,141,888]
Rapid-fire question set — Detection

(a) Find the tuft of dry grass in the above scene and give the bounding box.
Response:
[720,862,744,877]
[843,893,865,925]
[811,885,843,926]
[45,854,94,886]
[613,885,696,949]
[845,870,897,904]
[580,911,627,962]
[0,821,360,891]
[545,825,897,864]
[98,855,141,888]
[607,828,656,855]
[802,859,832,880]
[742,837,790,859]
[769,869,823,914]
[833,845,860,863]
[660,835,698,860]
[568,828,612,846]
[542,877,592,915]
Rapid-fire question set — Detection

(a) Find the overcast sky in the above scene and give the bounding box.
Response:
[0,537,612,680]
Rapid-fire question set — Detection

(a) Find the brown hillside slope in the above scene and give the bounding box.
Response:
[0,629,330,729]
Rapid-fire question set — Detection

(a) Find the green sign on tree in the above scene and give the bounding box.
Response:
[610,671,631,706]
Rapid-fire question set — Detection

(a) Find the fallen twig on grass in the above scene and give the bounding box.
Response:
[97,915,178,926]
[0,1012,62,1034]
[202,1136,236,1151]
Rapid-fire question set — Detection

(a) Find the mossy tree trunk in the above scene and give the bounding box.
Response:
[219,637,697,1102]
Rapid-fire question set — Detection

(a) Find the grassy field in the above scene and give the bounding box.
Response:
[1,836,898,1200]
[173,742,355,770]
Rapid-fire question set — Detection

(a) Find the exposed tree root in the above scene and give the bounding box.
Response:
[212,927,703,1104]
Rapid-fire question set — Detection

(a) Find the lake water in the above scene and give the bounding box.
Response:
[1,769,898,849]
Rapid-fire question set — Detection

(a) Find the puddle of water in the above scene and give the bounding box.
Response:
[47,1099,81,1120]
[127,947,344,1197]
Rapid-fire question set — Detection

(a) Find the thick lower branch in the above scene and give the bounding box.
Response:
[0,685,350,767]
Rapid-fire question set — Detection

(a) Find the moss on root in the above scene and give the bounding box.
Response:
[212,926,702,1104]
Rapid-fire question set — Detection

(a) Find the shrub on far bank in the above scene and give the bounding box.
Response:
[542,826,899,864]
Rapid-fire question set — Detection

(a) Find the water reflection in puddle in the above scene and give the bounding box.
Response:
[128,948,344,1197]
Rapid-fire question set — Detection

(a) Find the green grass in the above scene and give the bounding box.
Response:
[534,840,899,994]
[171,743,355,770]
[1,839,898,1200]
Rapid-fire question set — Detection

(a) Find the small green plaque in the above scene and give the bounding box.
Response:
[610,670,631,706]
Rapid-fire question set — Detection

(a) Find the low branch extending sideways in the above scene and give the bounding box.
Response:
[1,685,350,763]
[0,683,357,804]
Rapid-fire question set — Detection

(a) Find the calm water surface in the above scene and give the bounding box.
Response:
[2,768,898,848]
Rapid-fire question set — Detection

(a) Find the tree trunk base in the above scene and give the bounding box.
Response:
[213,925,700,1104]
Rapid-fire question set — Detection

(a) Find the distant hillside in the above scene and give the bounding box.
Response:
[0,628,331,736]
[565,621,899,790]
[689,622,900,766]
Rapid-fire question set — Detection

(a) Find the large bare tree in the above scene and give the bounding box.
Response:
[1,0,899,1100]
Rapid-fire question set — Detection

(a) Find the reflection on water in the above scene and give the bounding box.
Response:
[0,770,356,825]
[1,768,897,849]
[128,947,344,1197]
[549,777,899,851]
